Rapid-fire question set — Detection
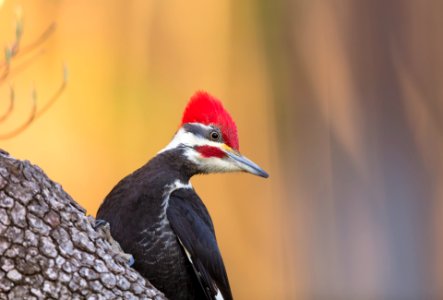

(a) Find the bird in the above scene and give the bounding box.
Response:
[96,91,269,300]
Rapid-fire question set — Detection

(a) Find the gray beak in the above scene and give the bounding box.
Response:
[225,151,269,178]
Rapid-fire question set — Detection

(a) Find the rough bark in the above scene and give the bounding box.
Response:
[0,150,166,300]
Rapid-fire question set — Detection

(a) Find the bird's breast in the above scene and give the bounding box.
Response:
[129,182,198,299]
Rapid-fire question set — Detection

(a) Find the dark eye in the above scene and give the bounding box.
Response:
[210,131,220,141]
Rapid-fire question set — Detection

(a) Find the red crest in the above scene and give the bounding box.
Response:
[181,91,239,150]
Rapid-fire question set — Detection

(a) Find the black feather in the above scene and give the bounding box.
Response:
[168,188,233,300]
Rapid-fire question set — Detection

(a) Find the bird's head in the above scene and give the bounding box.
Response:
[161,91,269,178]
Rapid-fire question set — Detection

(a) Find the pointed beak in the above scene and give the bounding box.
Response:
[223,145,269,178]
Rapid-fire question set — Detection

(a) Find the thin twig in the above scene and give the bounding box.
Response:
[0,65,10,82]
[0,87,37,139]
[0,19,64,139]
[0,22,55,70]
[0,49,46,84]
[0,86,14,122]
[0,67,67,139]
[14,23,56,60]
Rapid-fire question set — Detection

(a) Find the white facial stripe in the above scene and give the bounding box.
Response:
[183,148,241,173]
[159,126,224,154]
[158,128,194,153]
[159,124,243,174]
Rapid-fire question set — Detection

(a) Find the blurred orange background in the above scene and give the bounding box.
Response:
[1,0,442,299]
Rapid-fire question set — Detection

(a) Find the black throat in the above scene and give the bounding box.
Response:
[96,147,199,234]
[150,147,199,183]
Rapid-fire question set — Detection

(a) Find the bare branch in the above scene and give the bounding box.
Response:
[0,48,45,84]
[0,85,14,122]
[0,22,55,77]
[0,17,65,140]
[14,23,56,60]
[0,86,37,140]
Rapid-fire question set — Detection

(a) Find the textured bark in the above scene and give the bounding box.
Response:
[0,150,166,300]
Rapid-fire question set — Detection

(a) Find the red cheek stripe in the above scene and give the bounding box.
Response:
[195,146,226,158]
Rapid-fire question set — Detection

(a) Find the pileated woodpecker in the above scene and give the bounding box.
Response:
[96,91,268,300]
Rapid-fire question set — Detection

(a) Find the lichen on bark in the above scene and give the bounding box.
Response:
[0,150,166,299]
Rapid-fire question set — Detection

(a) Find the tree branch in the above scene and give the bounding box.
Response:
[0,150,167,299]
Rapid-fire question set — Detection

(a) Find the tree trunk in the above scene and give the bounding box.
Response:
[0,150,166,299]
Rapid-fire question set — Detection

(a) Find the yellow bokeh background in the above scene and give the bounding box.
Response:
[1,1,281,299]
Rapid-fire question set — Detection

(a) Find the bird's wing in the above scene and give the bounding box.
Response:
[167,188,233,300]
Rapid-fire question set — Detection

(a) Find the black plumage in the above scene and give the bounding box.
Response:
[168,188,232,299]
[96,148,232,300]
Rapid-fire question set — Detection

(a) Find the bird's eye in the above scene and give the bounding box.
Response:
[210,131,220,141]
